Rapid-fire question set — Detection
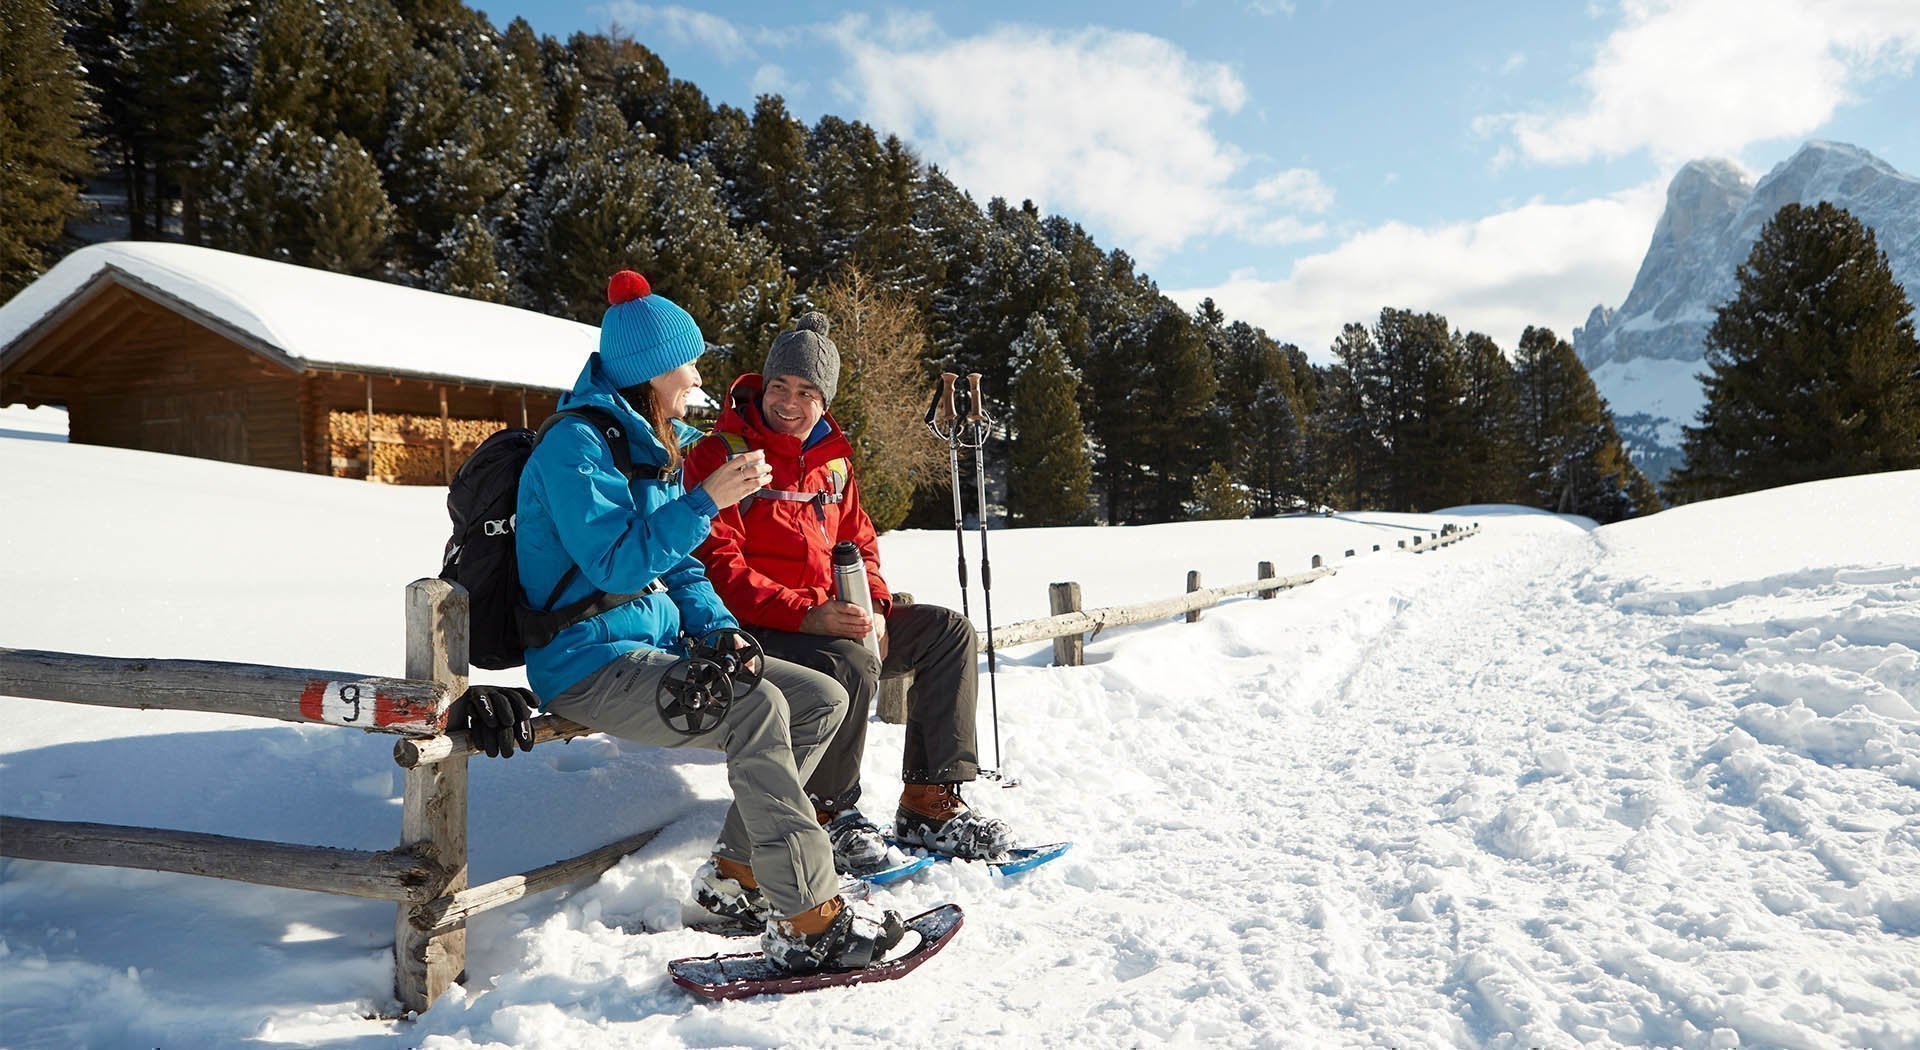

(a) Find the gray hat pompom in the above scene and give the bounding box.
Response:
[793,311,830,336]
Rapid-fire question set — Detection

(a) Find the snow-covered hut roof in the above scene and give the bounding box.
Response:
[0,242,599,391]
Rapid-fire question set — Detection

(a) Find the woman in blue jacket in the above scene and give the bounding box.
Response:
[516,271,903,973]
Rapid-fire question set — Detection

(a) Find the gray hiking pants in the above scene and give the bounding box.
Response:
[753,602,982,812]
[545,648,847,918]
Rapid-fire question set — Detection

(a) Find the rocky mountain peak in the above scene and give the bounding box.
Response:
[1571,140,1919,482]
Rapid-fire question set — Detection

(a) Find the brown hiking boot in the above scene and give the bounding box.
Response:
[895,783,1013,860]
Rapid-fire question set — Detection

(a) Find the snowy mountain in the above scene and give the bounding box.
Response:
[4,406,1919,1048]
[1574,141,1920,481]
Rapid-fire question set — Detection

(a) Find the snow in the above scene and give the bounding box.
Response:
[0,243,597,390]
[3,407,1918,1048]
[1589,355,1708,443]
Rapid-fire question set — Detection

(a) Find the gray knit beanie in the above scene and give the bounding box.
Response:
[763,312,840,405]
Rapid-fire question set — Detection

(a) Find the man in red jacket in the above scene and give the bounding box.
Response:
[684,312,1013,874]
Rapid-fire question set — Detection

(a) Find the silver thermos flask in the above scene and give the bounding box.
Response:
[832,541,882,660]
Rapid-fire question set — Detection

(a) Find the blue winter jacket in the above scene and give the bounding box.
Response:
[515,354,737,701]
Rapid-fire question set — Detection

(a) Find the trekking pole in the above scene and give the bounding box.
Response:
[923,371,970,618]
[964,373,1016,788]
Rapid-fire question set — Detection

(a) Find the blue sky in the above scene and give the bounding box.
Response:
[476,0,1920,359]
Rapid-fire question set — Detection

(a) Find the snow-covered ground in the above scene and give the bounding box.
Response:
[2,404,1916,1049]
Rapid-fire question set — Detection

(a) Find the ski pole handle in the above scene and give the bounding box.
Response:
[966,373,986,424]
[936,372,959,429]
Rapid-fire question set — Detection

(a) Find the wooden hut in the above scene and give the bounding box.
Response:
[0,243,607,484]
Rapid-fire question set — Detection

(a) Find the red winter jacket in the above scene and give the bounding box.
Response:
[683,374,890,633]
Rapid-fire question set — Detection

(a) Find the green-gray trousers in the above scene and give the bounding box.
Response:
[546,648,847,918]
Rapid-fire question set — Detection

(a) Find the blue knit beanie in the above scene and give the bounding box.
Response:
[597,271,705,388]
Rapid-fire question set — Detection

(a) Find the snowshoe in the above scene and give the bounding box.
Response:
[670,903,964,1000]
[761,896,907,974]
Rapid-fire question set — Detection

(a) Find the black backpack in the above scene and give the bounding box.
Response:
[440,406,655,669]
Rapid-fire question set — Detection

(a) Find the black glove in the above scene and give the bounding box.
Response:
[449,685,537,759]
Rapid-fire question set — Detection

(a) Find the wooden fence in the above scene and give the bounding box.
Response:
[873,522,1480,718]
[0,520,1479,1012]
[0,579,651,1016]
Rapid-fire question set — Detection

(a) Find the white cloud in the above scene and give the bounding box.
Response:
[1484,0,1920,164]
[1246,0,1297,14]
[827,20,1326,260]
[1500,51,1527,75]
[1168,180,1668,360]
[750,63,799,98]
[602,3,753,63]
[1253,168,1334,212]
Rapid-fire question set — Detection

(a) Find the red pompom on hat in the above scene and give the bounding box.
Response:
[606,270,651,305]
[597,270,703,388]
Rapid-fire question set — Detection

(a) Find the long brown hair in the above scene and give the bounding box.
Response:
[621,381,682,478]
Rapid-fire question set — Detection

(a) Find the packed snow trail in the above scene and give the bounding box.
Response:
[942,501,1918,1049]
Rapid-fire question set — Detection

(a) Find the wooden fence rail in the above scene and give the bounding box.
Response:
[872,522,1481,717]
[956,523,1481,664]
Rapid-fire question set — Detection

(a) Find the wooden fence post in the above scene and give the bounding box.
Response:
[1257,562,1276,599]
[1186,572,1202,623]
[396,579,469,1015]
[1049,582,1084,664]
[1312,554,1323,569]
[877,592,913,724]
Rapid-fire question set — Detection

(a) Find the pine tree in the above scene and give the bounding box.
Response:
[307,133,395,276]
[428,213,509,302]
[204,121,322,261]
[1312,322,1386,509]
[1456,331,1526,504]
[1513,326,1655,522]
[67,0,238,241]
[1213,321,1305,515]
[810,267,945,532]
[383,6,543,273]
[131,0,237,241]
[1370,308,1467,511]
[315,0,411,154]
[807,115,879,282]
[204,123,396,275]
[1190,462,1251,520]
[1191,298,1236,497]
[0,0,99,297]
[1087,299,1217,523]
[512,101,790,372]
[737,94,812,270]
[1007,315,1094,525]
[1667,201,1920,503]
[938,198,1084,394]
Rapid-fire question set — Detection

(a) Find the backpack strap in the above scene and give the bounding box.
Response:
[517,406,662,649]
[703,430,762,513]
[539,405,636,481]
